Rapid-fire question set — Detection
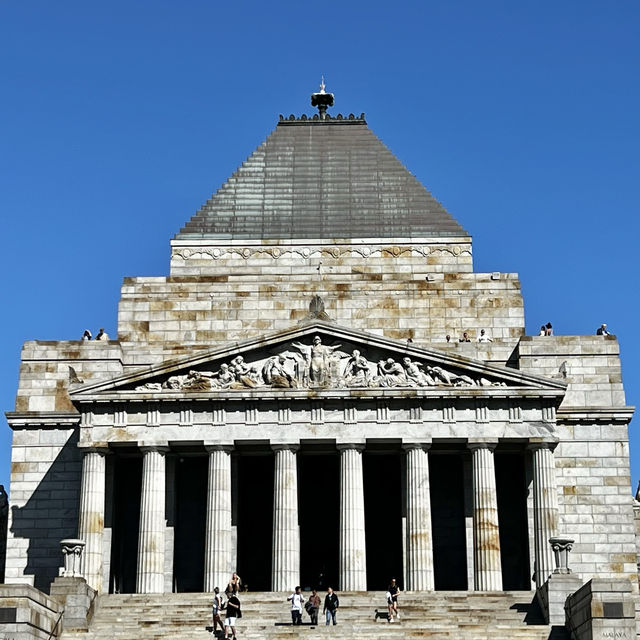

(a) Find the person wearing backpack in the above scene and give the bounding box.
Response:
[287,586,304,625]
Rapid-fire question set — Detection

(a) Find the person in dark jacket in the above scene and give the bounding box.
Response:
[323,586,339,626]
[224,594,241,639]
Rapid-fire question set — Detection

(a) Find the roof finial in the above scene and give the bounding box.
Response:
[311,77,334,120]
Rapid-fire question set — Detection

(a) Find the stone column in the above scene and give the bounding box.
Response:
[403,443,434,591]
[204,445,234,592]
[529,442,559,588]
[136,446,168,593]
[338,443,367,591]
[468,442,502,591]
[271,444,300,591]
[77,446,108,592]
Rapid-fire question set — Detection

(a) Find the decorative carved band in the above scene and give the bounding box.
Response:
[172,244,472,262]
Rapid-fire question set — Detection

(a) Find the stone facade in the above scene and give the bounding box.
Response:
[1,98,637,637]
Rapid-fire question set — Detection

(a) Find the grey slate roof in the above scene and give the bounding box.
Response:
[176,116,468,240]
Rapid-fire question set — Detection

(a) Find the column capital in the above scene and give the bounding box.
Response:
[467,440,498,452]
[527,440,558,452]
[204,443,235,454]
[402,441,432,452]
[337,442,366,452]
[139,444,170,455]
[78,443,111,456]
[270,443,300,453]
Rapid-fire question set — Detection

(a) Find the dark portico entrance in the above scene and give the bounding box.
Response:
[299,450,339,590]
[235,452,274,591]
[174,456,207,592]
[364,451,403,590]
[430,453,468,590]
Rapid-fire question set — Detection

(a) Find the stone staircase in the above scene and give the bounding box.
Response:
[61,590,567,640]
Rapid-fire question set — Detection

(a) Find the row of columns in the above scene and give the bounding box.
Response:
[77,441,559,593]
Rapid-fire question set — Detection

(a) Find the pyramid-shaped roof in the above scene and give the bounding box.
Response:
[176,114,468,240]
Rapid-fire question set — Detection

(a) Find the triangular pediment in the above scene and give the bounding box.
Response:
[70,323,566,401]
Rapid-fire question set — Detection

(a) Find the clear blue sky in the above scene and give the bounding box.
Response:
[1,2,639,493]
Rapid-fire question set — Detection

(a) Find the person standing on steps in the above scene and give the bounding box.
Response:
[287,586,304,625]
[323,586,339,626]
[387,577,401,622]
[306,589,321,625]
[212,586,224,636]
[224,592,241,639]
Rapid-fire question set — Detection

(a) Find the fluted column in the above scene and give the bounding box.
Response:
[204,445,234,592]
[77,446,108,591]
[404,443,434,591]
[469,442,502,591]
[529,442,559,588]
[271,444,300,591]
[338,443,367,591]
[136,446,168,593]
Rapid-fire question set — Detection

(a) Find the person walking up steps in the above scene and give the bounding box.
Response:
[323,586,339,626]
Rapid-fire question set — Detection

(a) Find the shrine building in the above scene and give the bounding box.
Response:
[2,86,638,638]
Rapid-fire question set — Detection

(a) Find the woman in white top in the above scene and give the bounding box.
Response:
[212,587,223,635]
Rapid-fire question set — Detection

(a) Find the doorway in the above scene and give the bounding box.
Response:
[235,453,274,591]
[430,453,467,590]
[299,451,339,590]
[496,453,530,590]
[363,452,403,590]
[109,456,142,594]
[174,456,207,592]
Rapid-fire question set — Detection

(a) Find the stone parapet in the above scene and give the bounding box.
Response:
[14,341,124,413]
[565,578,636,640]
[0,583,62,640]
[537,572,583,626]
[518,335,626,408]
[49,575,96,632]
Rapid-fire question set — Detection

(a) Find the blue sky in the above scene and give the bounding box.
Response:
[1,1,639,492]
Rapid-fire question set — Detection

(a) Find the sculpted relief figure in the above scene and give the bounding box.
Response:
[230,355,261,388]
[376,358,407,387]
[291,335,344,386]
[343,349,373,387]
[133,337,509,392]
[262,355,296,388]
[426,366,476,387]
[402,357,436,386]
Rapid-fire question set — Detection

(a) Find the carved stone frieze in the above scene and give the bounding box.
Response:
[171,244,472,262]
[134,334,509,393]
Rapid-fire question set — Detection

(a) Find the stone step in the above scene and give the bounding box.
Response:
[60,591,553,640]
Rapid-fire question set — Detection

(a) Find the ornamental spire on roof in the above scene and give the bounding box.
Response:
[311,76,334,120]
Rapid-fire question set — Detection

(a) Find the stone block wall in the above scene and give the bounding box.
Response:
[117,270,525,348]
[14,342,124,414]
[0,584,62,640]
[554,425,637,585]
[520,336,636,586]
[518,335,626,407]
[5,427,81,592]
